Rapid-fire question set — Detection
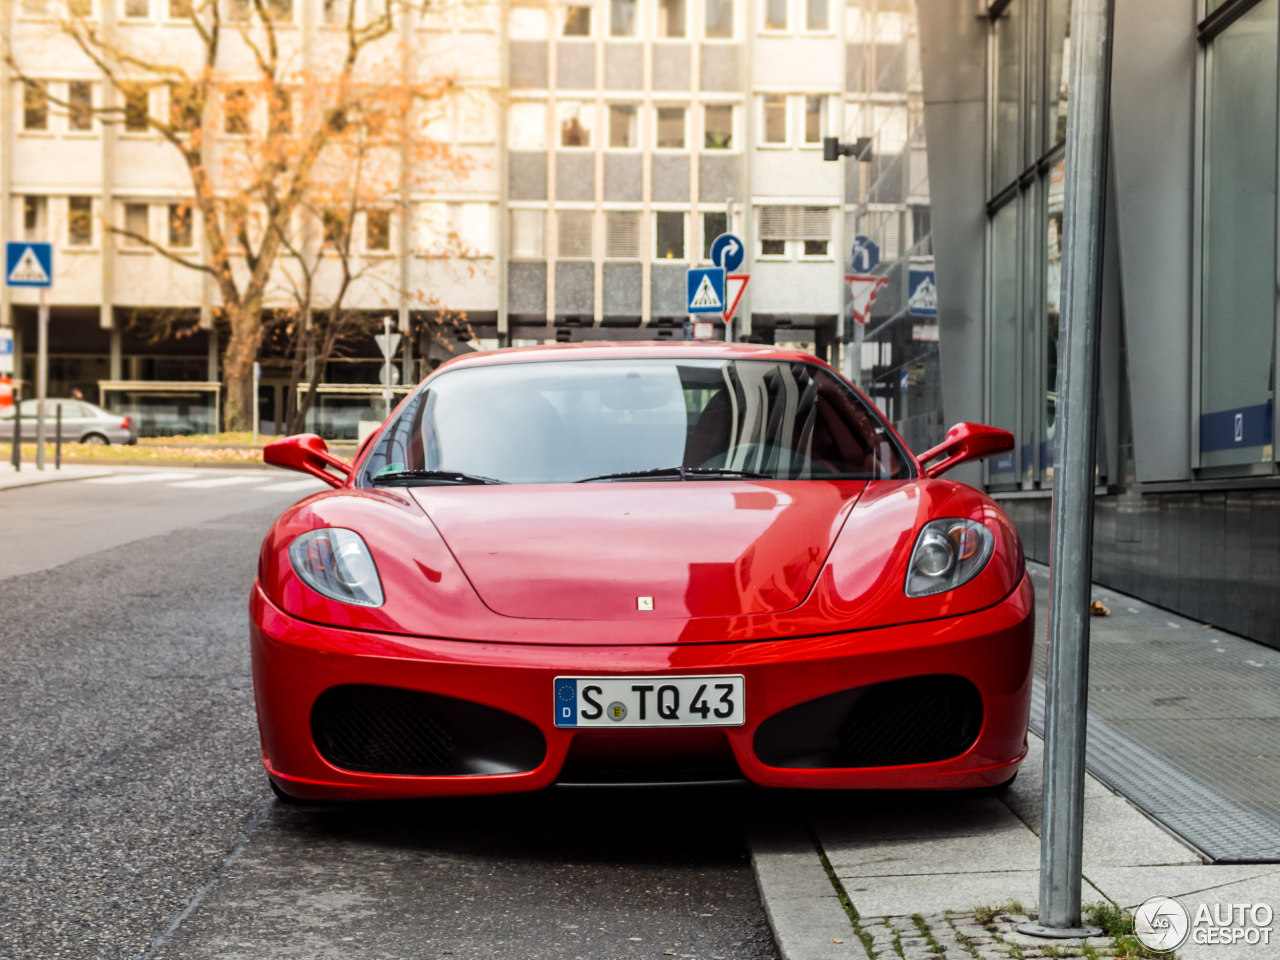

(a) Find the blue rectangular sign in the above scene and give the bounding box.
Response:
[6,242,53,288]
[686,267,726,315]
[907,269,936,316]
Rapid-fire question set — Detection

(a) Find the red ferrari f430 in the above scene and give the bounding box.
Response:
[251,343,1032,800]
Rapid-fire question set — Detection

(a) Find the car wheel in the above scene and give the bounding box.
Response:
[81,433,109,446]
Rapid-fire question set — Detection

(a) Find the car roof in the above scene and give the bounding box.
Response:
[433,340,831,374]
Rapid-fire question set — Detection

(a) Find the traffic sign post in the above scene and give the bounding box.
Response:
[709,235,748,337]
[375,319,402,419]
[6,242,53,470]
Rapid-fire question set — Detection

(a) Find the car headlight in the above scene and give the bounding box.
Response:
[904,518,994,598]
[288,528,385,607]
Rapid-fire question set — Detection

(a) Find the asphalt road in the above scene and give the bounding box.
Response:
[0,475,778,960]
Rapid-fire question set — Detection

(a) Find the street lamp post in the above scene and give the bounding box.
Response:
[1017,0,1114,939]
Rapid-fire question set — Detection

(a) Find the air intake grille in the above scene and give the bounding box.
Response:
[312,685,457,775]
[838,675,983,767]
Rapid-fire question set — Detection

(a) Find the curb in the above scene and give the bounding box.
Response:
[745,819,870,960]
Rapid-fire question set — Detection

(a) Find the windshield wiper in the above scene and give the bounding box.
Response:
[371,469,506,486]
[576,466,770,483]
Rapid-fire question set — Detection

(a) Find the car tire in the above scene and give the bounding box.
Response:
[81,433,110,446]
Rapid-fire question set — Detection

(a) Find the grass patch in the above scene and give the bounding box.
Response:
[814,842,878,957]
[1083,902,1180,960]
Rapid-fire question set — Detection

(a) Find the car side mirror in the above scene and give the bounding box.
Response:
[917,422,1015,479]
[263,434,353,488]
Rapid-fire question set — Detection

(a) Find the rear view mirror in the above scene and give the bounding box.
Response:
[917,422,1015,478]
[263,434,353,488]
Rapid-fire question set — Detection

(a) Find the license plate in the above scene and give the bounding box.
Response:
[553,675,745,728]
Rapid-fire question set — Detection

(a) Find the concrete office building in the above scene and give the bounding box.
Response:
[921,0,1280,650]
[0,0,936,438]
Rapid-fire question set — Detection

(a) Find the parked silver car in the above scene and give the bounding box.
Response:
[0,399,138,445]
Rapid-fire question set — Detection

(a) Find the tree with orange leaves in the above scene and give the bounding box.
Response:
[8,0,471,430]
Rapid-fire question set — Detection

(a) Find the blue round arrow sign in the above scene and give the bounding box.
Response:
[710,233,745,273]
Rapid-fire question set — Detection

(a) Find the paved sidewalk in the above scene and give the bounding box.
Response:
[1027,561,1280,836]
[751,733,1280,960]
[0,462,112,490]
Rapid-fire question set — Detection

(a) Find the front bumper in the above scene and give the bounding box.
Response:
[250,574,1034,800]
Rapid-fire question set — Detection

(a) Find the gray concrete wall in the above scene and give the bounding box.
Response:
[605,43,643,89]
[509,152,548,201]
[1110,0,1197,481]
[508,262,547,316]
[918,0,987,487]
[556,153,595,202]
[510,42,548,89]
[603,263,643,316]
[652,154,690,202]
[605,154,643,202]
[555,262,595,314]
[653,44,691,90]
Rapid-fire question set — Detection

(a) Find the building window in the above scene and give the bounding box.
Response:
[656,106,685,148]
[611,0,636,36]
[23,197,48,241]
[510,209,544,259]
[764,0,787,31]
[655,211,685,259]
[68,197,93,246]
[123,203,150,247]
[992,0,1022,191]
[559,102,592,147]
[702,211,727,260]
[224,87,250,135]
[270,88,292,134]
[606,211,641,259]
[322,0,346,26]
[759,206,830,258]
[562,5,591,36]
[804,95,824,144]
[169,0,193,17]
[365,209,391,251]
[658,0,685,37]
[123,84,150,132]
[265,0,291,20]
[705,0,733,38]
[609,104,637,148]
[168,204,193,247]
[988,201,1018,481]
[1199,0,1279,468]
[704,104,732,149]
[23,81,48,131]
[124,0,149,17]
[68,81,93,131]
[228,0,250,20]
[170,82,201,133]
[1046,0,1071,151]
[558,211,594,258]
[762,94,787,144]
[805,0,827,31]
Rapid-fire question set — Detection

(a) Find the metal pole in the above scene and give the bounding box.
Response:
[1017,0,1113,940]
[383,316,393,420]
[252,361,260,445]
[55,402,61,470]
[35,289,48,471]
[11,385,20,471]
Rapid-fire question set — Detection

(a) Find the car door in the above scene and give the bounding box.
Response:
[54,401,92,441]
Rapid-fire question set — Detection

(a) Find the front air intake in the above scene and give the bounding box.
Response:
[753,674,983,769]
[311,684,546,776]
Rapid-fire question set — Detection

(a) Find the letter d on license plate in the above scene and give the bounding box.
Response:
[553,675,745,728]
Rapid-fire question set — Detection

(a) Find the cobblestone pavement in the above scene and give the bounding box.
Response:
[858,911,1120,960]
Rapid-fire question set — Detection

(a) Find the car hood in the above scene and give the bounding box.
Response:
[409,481,867,621]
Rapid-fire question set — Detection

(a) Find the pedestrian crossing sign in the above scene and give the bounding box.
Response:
[6,242,53,287]
[686,267,725,314]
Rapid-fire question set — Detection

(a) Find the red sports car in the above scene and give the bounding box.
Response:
[252,343,1032,801]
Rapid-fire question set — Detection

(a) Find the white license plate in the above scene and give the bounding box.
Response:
[553,675,745,728]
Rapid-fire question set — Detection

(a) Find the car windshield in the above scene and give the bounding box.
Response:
[360,358,912,485]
